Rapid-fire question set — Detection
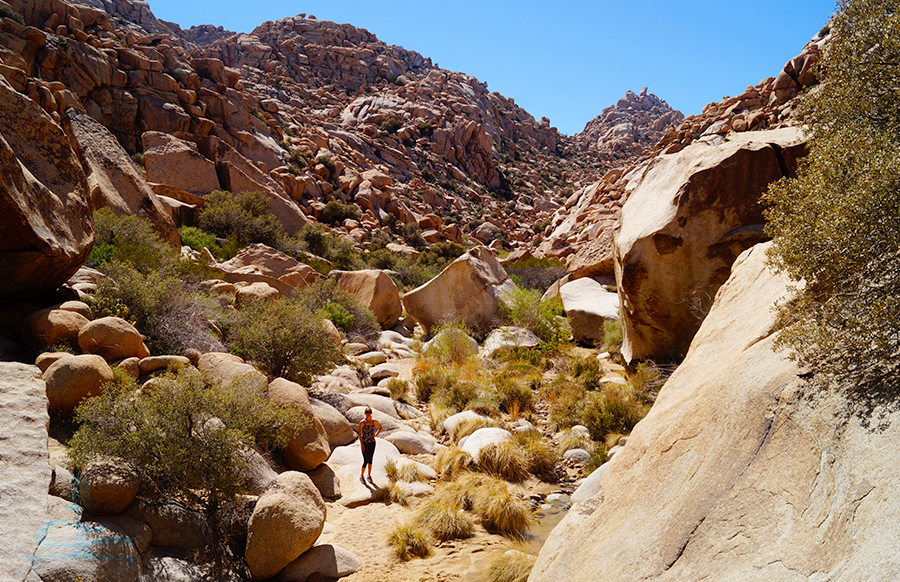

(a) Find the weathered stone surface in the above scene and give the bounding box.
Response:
[80,458,140,516]
[142,132,219,195]
[532,242,900,582]
[305,462,341,500]
[460,427,512,461]
[274,544,360,582]
[423,327,479,360]
[62,108,180,247]
[124,498,211,551]
[310,398,356,447]
[197,352,267,390]
[32,521,140,582]
[268,378,330,471]
[330,269,401,329]
[245,471,326,581]
[35,352,73,374]
[23,307,90,351]
[402,246,515,334]
[78,316,150,361]
[383,431,435,455]
[613,127,806,362]
[43,354,114,416]
[481,326,540,358]
[560,277,619,345]
[0,75,93,303]
[137,355,190,375]
[0,364,51,581]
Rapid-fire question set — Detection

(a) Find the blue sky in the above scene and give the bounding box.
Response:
[148,0,836,136]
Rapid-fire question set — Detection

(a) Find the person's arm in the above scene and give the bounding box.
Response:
[374,419,383,438]
[359,421,365,449]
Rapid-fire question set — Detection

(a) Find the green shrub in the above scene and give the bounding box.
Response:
[577,387,648,443]
[88,208,172,272]
[225,296,342,384]
[571,355,603,390]
[541,378,587,431]
[69,366,306,575]
[426,323,478,367]
[380,117,403,134]
[180,226,219,254]
[416,122,434,137]
[385,378,409,402]
[198,191,284,250]
[321,200,361,224]
[295,223,364,270]
[315,154,336,176]
[319,301,354,332]
[466,396,501,418]
[504,257,566,293]
[399,222,426,249]
[500,288,569,344]
[584,444,609,475]
[0,6,24,24]
[301,278,380,344]
[289,149,307,167]
[602,319,624,354]
[493,376,534,417]
[386,524,430,560]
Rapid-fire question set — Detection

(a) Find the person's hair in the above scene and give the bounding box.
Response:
[365,408,372,414]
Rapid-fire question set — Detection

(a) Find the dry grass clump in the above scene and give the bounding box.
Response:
[584,444,609,475]
[493,376,534,418]
[386,523,430,560]
[578,386,649,442]
[435,445,476,479]
[470,474,531,538]
[557,429,595,455]
[466,396,501,418]
[477,441,530,483]
[373,481,410,506]
[487,548,538,582]
[413,497,476,542]
[385,458,428,483]
[514,432,559,481]
[385,377,410,401]
[451,416,498,442]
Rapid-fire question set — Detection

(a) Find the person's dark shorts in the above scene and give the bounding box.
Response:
[362,441,376,466]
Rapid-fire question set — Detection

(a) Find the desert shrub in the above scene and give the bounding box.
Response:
[314,154,336,176]
[627,361,671,396]
[384,458,428,483]
[380,117,402,134]
[0,6,24,24]
[515,432,559,481]
[493,376,534,417]
[386,524,430,560]
[225,296,341,384]
[69,366,306,575]
[416,122,434,137]
[374,482,409,506]
[434,377,481,412]
[557,429,594,455]
[466,396,501,418]
[541,378,587,430]
[414,498,475,542]
[198,190,284,250]
[399,222,426,249]
[577,387,648,443]
[504,257,567,293]
[385,378,409,401]
[487,549,537,582]
[602,319,624,353]
[413,364,445,402]
[180,226,220,254]
[426,322,478,366]
[321,200,361,224]
[301,278,380,344]
[470,475,531,537]
[493,345,547,368]
[571,355,603,390]
[435,445,475,479]
[288,149,307,167]
[500,287,569,344]
[451,417,498,442]
[295,223,364,270]
[477,441,531,483]
[88,208,172,272]
[584,444,609,475]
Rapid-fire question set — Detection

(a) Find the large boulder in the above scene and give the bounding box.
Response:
[245,471,326,581]
[309,398,356,447]
[559,277,619,345]
[78,316,150,361]
[124,498,211,551]
[31,521,140,582]
[327,438,434,506]
[402,245,515,335]
[330,269,402,330]
[268,378,331,471]
[481,326,540,358]
[142,132,220,195]
[531,242,900,582]
[274,544,360,582]
[0,75,93,304]
[23,306,90,351]
[43,354,114,416]
[197,352,267,390]
[613,127,807,363]
[79,458,140,516]
[0,364,51,580]
[62,108,180,247]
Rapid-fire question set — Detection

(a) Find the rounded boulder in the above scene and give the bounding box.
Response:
[43,354,114,416]
[80,458,140,516]
[78,317,150,361]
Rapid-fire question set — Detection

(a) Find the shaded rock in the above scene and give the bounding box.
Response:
[331,269,402,329]
[368,362,400,382]
[142,131,219,195]
[240,446,278,496]
[402,246,515,334]
[305,462,341,500]
[562,448,591,464]
[560,278,619,345]
[0,75,93,303]
[80,458,141,516]
[78,316,150,361]
[245,471,326,581]
[43,354,114,416]
[124,498,212,551]
[138,547,208,582]
[274,544,360,582]
[0,364,51,580]
[613,127,806,362]
[268,378,330,471]
[62,107,180,246]
[23,307,89,351]
[32,521,140,582]
[481,326,540,358]
[310,398,356,447]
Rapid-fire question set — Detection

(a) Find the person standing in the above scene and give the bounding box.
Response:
[359,408,382,482]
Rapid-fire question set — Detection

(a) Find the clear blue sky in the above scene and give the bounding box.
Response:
[148,0,836,136]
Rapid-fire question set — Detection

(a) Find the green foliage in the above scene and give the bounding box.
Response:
[289,149,308,167]
[583,444,610,475]
[179,226,220,254]
[380,117,403,134]
[500,287,570,344]
[762,0,900,388]
[385,378,410,402]
[577,387,648,443]
[225,296,342,384]
[315,154,336,176]
[416,122,434,137]
[69,367,306,574]
[0,5,24,24]
[514,431,559,481]
[503,257,566,293]
[399,222,426,249]
[301,278,380,344]
[321,200,361,224]
[296,223,364,271]
[602,319,624,354]
[198,190,284,250]
[88,208,172,272]
[319,301,354,332]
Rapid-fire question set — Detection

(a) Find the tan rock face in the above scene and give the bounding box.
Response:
[245,471,326,580]
[331,269,401,330]
[62,108,180,247]
[402,245,513,335]
[79,458,141,516]
[78,316,151,361]
[613,127,807,363]
[267,378,330,471]
[532,241,900,582]
[43,354,114,416]
[142,131,220,195]
[197,352,268,390]
[0,75,93,304]
[23,307,90,351]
